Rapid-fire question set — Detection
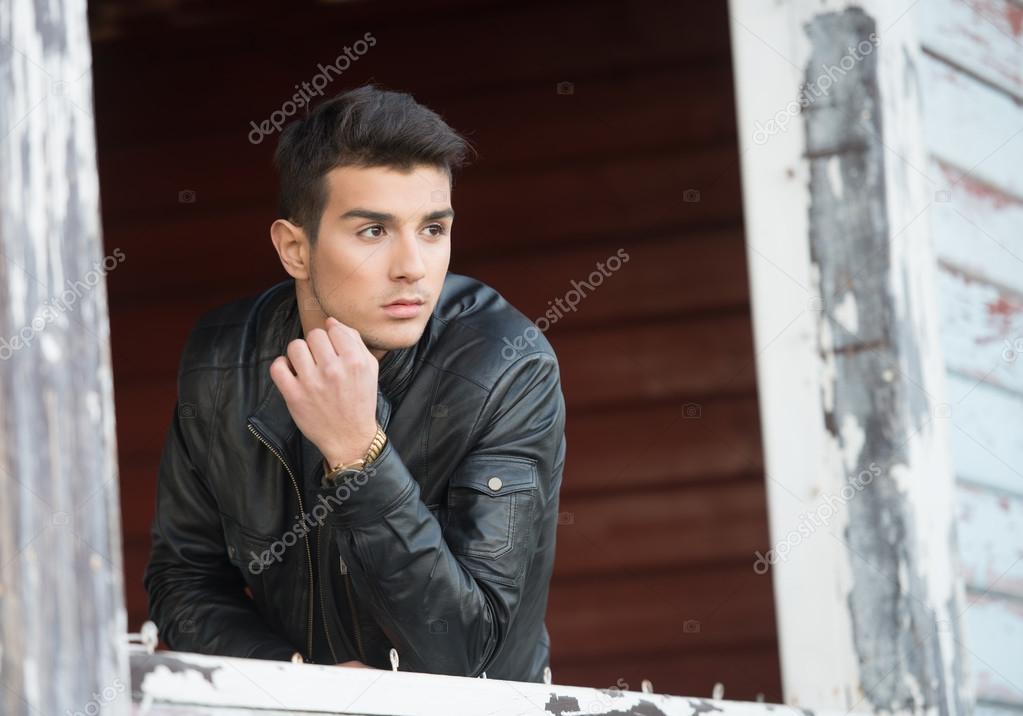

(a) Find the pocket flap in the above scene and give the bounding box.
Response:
[449,455,538,496]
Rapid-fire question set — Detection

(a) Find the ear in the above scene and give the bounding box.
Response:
[270,219,311,280]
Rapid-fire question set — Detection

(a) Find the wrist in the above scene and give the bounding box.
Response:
[321,427,378,469]
[321,424,388,485]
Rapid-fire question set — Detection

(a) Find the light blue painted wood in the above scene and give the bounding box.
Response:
[956,482,1023,599]
[945,374,1023,496]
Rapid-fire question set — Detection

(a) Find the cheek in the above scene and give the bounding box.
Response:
[428,241,451,270]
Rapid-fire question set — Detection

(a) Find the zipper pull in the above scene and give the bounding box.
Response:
[339,556,349,575]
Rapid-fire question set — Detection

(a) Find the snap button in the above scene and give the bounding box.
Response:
[487,476,503,491]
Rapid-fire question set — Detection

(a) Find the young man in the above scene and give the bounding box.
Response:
[142,85,567,682]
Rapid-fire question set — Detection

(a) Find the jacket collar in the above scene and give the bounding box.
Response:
[247,281,423,462]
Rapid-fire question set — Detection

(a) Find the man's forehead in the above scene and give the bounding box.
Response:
[325,165,450,212]
[327,164,449,190]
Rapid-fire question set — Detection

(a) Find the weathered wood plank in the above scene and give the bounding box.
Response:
[92,0,732,143]
[548,565,776,659]
[460,229,751,328]
[0,0,130,714]
[919,0,1023,102]
[730,1,970,710]
[922,52,1023,201]
[127,642,786,716]
[957,482,1023,599]
[97,62,738,200]
[551,644,782,703]
[554,479,768,576]
[977,702,1023,716]
[553,313,757,408]
[563,396,763,492]
[931,159,1023,296]
[937,263,1023,396]
[962,593,1023,706]
[946,373,1023,496]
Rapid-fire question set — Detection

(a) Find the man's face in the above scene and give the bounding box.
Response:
[304,164,452,357]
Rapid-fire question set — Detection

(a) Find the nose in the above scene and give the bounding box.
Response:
[390,229,427,283]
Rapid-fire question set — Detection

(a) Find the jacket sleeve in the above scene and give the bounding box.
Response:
[322,352,566,676]
[143,370,298,661]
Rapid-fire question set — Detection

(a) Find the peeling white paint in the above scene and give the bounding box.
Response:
[819,308,837,414]
[827,156,844,199]
[833,292,859,336]
[838,414,865,474]
[729,0,968,710]
[131,647,854,716]
[85,390,101,425]
[39,332,61,363]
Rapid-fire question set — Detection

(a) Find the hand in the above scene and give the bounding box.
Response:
[336,660,374,668]
[269,316,379,467]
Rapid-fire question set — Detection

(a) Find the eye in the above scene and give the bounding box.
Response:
[424,223,448,237]
[358,225,386,239]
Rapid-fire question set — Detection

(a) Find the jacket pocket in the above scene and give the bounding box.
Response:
[221,517,296,638]
[444,455,539,585]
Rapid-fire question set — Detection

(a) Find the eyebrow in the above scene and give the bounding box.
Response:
[340,208,454,223]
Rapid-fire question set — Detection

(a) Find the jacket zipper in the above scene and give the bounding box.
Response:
[316,524,339,663]
[246,422,316,663]
[340,556,367,663]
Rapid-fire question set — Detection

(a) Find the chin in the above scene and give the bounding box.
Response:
[369,320,427,351]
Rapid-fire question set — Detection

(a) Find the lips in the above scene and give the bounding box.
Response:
[382,299,425,319]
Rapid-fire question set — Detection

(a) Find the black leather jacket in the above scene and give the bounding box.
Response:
[143,272,567,682]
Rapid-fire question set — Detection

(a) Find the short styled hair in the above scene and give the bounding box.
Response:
[273,83,473,242]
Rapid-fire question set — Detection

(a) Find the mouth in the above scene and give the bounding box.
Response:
[382,298,425,319]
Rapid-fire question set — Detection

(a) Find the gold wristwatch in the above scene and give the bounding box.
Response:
[321,423,387,487]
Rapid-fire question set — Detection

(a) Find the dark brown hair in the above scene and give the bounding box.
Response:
[273,83,473,242]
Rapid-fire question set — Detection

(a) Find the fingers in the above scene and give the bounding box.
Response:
[269,355,299,396]
[324,316,363,357]
[286,338,316,375]
[305,327,338,366]
[279,318,365,386]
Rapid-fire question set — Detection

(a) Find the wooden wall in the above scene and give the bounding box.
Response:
[919,1,1023,713]
[91,0,779,699]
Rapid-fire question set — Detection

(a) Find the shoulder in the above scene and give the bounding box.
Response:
[176,279,295,385]
[425,272,560,393]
